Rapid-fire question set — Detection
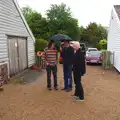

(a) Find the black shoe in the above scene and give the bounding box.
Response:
[54,87,58,90]
[61,88,67,91]
[0,87,4,91]
[47,88,52,91]
[66,88,72,92]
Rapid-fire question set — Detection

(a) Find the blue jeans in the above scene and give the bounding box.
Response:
[63,64,72,89]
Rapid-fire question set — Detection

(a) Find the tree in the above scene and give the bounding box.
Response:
[22,6,35,22]
[22,6,49,39]
[79,22,108,47]
[35,39,48,52]
[22,5,107,48]
[46,3,72,21]
[46,3,80,40]
[79,26,88,43]
[99,39,107,49]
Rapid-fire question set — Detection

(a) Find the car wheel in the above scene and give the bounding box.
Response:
[86,62,90,65]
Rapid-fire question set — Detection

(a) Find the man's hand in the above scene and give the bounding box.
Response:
[46,62,49,66]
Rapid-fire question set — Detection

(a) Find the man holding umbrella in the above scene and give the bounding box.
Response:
[62,40,74,92]
[50,34,74,92]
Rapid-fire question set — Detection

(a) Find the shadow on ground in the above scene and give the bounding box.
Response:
[13,69,46,84]
[87,63,102,66]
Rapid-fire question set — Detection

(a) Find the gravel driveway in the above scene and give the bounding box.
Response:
[0,64,120,120]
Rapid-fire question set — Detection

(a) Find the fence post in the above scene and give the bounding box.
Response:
[102,51,112,69]
[35,55,46,70]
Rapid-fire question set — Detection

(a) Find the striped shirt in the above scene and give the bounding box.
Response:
[42,47,58,66]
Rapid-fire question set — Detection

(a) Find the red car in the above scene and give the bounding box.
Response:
[86,48,102,64]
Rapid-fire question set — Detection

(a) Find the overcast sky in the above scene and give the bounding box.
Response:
[17,0,120,27]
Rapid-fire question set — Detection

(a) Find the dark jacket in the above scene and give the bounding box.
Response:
[62,46,74,66]
[73,48,86,75]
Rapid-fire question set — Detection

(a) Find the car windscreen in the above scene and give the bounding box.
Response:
[88,49,97,52]
[89,51,101,57]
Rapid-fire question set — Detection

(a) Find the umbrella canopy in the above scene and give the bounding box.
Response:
[50,34,72,41]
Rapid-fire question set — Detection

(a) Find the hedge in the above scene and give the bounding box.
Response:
[35,39,48,52]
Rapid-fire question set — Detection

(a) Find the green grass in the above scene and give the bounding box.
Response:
[8,77,25,85]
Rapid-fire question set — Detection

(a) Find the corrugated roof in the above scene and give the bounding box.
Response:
[114,5,120,20]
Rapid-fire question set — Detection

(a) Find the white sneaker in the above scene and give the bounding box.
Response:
[71,95,78,99]
[75,97,84,101]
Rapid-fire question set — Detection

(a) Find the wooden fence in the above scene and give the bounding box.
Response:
[35,56,46,69]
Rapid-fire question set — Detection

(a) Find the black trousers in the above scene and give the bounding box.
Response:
[46,65,57,88]
[73,70,84,99]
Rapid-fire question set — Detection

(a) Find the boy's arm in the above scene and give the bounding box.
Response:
[42,48,47,64]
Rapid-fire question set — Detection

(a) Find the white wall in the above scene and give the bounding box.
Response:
[107,8,120,72]
[0,0,35,68]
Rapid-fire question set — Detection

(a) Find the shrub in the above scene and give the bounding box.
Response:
[95,39,107,50]
[99,39,107,50]
[35,39,48,52]
[95,43,101,50]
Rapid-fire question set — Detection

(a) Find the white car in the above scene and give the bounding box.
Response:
[86,48,98,56]
[86,48,102,64]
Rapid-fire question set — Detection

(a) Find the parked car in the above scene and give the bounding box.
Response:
[86,48,98,53]
[86,48,102,64]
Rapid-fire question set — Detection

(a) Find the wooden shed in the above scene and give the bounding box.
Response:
[0,0,35,77]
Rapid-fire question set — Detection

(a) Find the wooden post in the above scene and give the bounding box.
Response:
[102,51,112,69]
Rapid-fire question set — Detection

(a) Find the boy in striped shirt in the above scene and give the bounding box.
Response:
[42,41,58,90]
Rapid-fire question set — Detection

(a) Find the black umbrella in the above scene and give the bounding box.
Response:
[50,34,72,41]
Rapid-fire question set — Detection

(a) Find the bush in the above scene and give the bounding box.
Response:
[99,39,107,50]
[95,39,107,50]
[95,43,101,50]
[35,39,48,52]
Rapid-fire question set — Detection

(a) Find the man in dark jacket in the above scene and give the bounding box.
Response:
[72,42,86,101]
[61,41,74,92]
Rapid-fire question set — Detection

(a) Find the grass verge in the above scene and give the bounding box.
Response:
[8,77,25,85]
